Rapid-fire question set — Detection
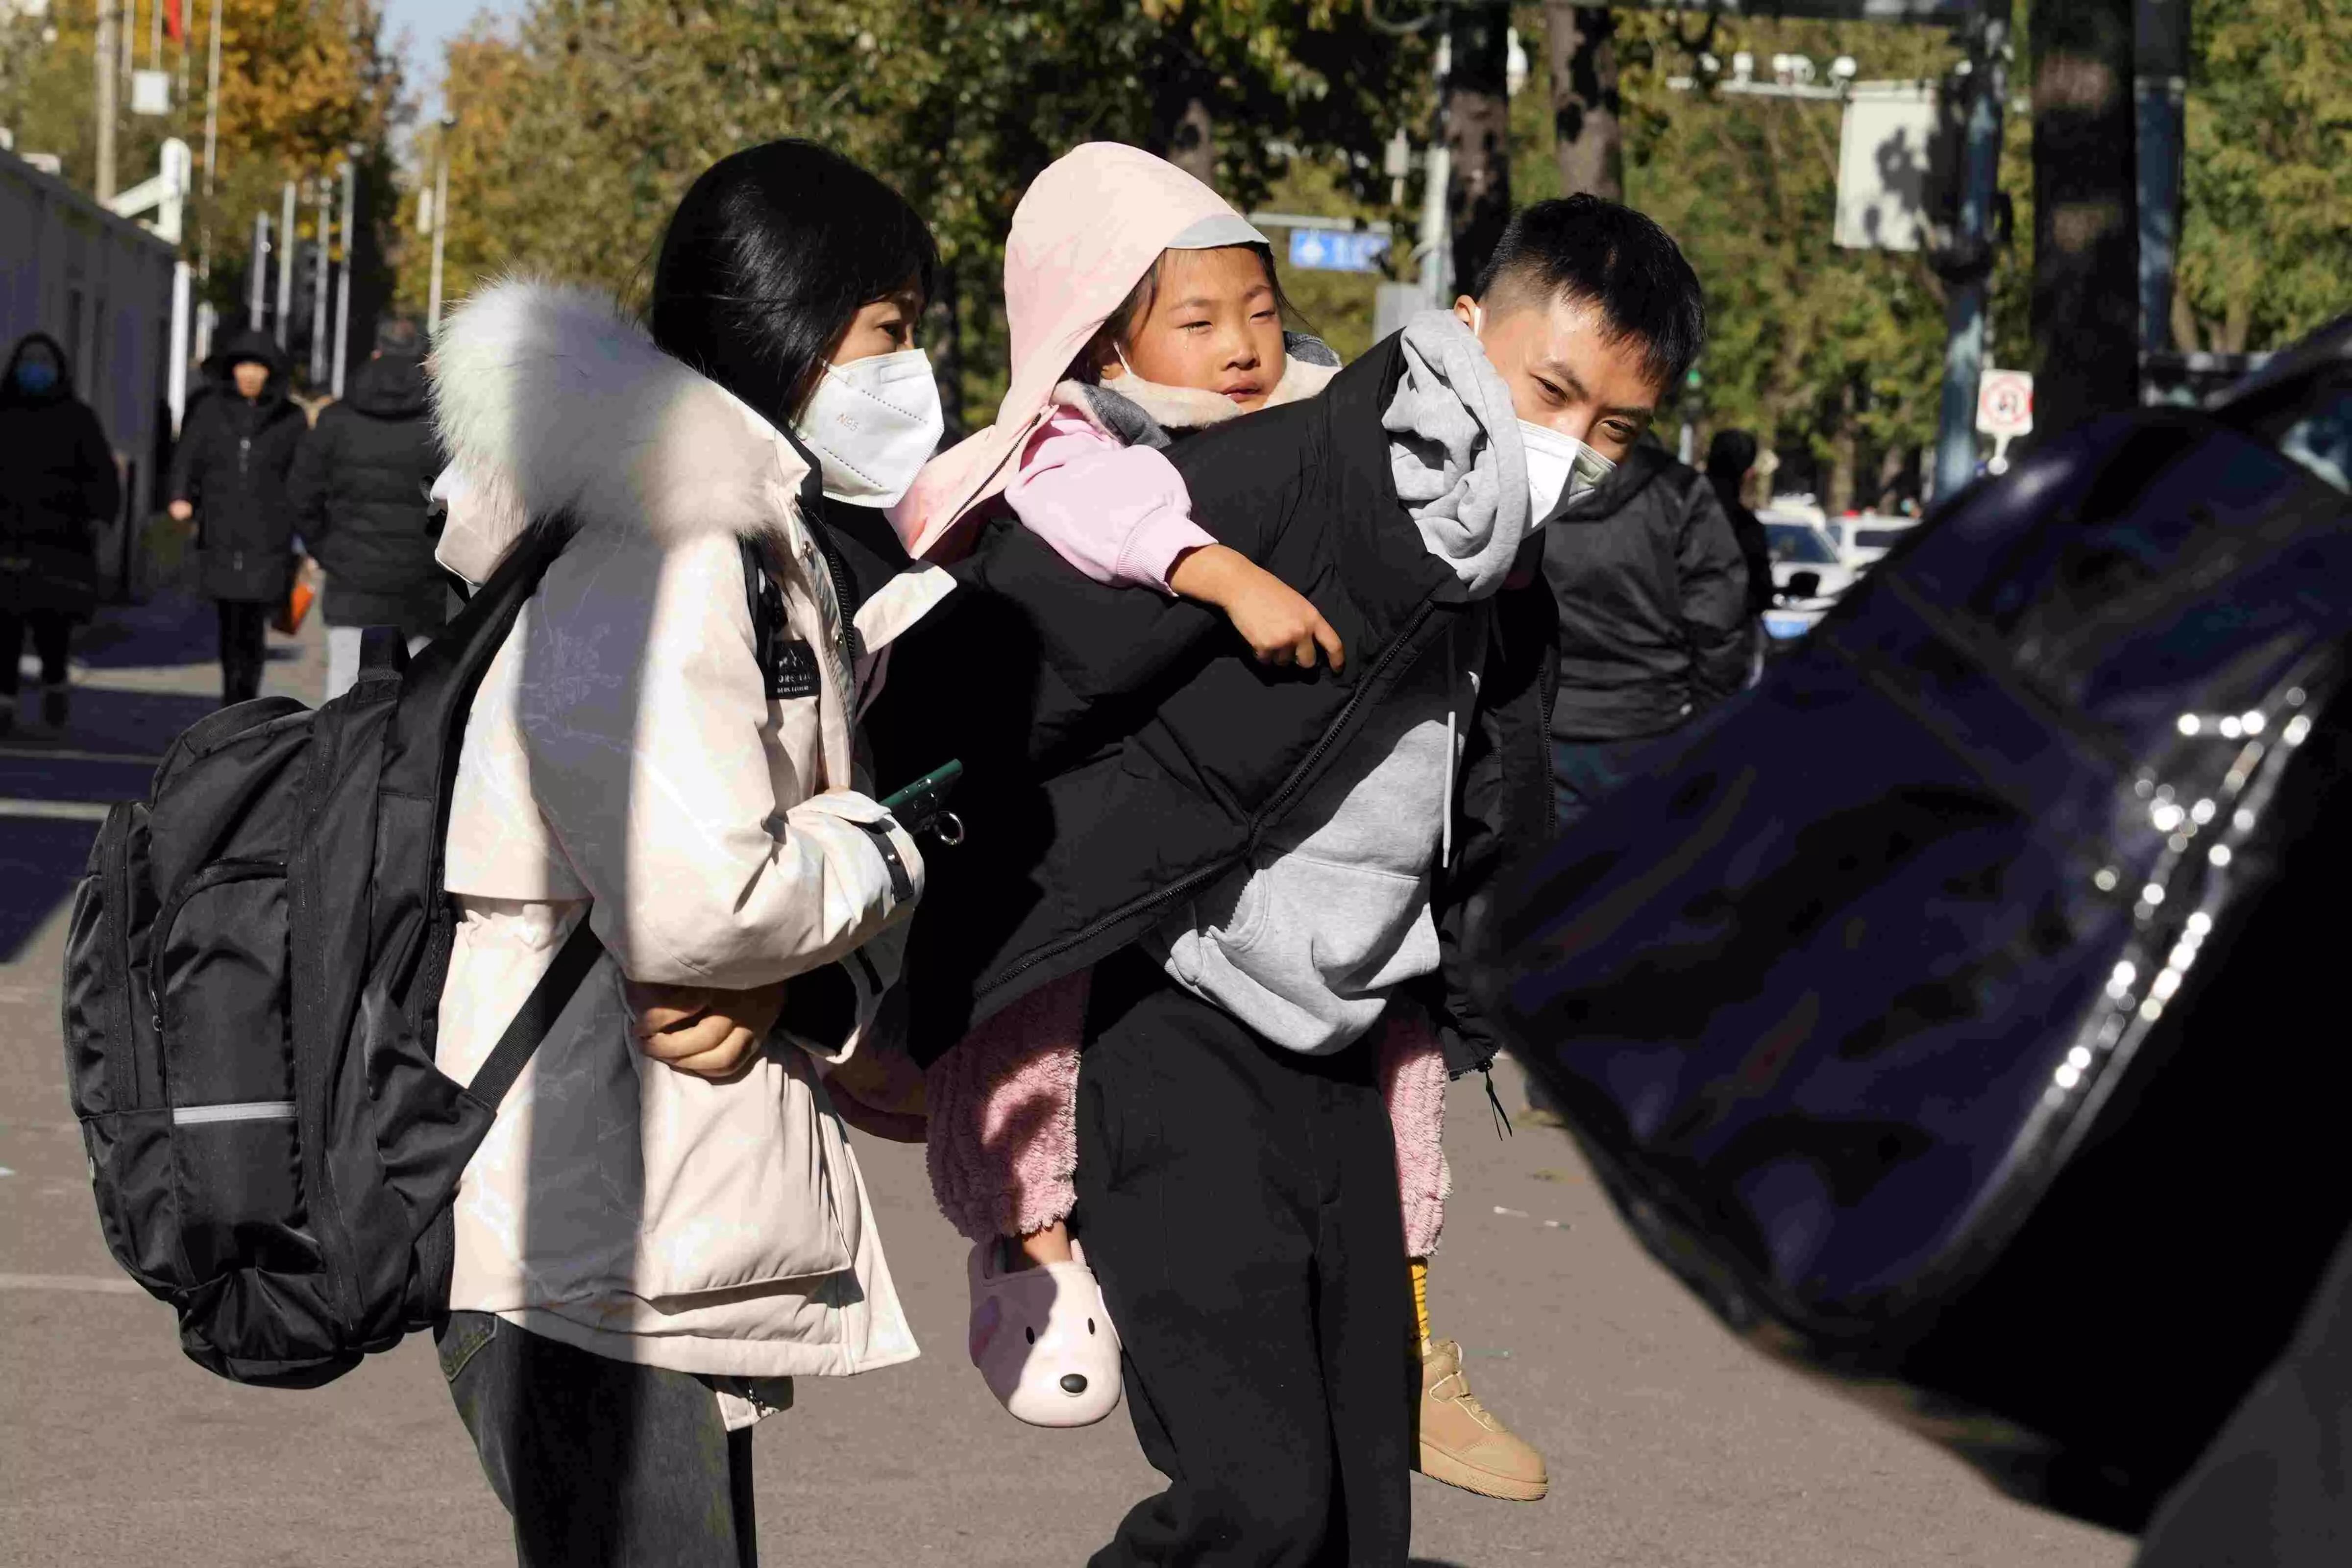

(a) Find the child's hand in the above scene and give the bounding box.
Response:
[1169,544,1345,671]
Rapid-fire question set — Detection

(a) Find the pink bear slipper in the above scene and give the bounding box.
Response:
[967,1237,1123,1428]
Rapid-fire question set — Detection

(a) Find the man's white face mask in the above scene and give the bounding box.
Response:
[1465,303,1618,524]
[1520,419,1617,523]
[792,348,945,508]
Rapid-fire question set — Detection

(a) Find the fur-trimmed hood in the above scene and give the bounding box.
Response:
[1050,334,1342,452]
[429,279,814,586]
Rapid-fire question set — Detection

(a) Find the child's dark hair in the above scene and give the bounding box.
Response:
[1471,196,1706,393]
[1081,242,1299,378]
[650,139,939,426]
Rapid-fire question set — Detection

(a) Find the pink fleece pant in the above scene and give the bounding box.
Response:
[925,968,1452,1257]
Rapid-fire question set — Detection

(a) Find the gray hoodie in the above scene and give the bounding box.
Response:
[1152,311,1529,1054]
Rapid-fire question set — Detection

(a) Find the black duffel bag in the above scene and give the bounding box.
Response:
[1476,335,2352,1532]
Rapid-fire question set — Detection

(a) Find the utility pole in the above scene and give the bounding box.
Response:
[248,211,269,331]
[331,152,356,397]
[1931,1,2012,501]
[310,177,331,385]
[275,180,296,349]
[1444,1,1513,294]
[427,116,454,335]
[201,0,222,196]
[2029,0,2139,437]
[2135,0,2190,359]
[95,0,120,201]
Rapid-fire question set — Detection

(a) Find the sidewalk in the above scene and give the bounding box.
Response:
[0,591,327,963]
[0,595,2134,1566]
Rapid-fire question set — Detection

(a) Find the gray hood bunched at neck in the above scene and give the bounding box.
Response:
[1384,309,1530,602]
[1152,312,1519,1057]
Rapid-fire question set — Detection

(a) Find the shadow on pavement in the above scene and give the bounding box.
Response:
[0,815,102,963]
[65,590,299,672]
[1,596,294,964]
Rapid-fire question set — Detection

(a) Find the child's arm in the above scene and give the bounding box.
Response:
[1009,411,1345,670]
[1167,543,1345,672]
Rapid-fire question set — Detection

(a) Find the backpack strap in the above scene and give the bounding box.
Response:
[464,916,602,1111]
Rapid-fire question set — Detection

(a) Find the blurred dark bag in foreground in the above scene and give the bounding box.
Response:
[1477,339,2352,1534]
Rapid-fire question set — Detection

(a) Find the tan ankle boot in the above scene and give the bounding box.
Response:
[1415,1338,1549,1501]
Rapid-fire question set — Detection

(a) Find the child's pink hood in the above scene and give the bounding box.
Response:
[889,142,1250,562]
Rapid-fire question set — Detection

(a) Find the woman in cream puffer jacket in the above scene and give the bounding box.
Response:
[423,141,956,1567]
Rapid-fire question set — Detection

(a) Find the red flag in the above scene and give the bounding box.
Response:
[164,0,184,44]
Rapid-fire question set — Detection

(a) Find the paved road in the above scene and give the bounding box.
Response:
[0,596,2135,1566]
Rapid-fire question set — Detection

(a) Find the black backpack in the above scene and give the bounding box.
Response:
[1475,353,2352,1532]
[60,523,600,1388]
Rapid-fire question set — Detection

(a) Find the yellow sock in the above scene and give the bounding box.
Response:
[1410,1257,1432,1353]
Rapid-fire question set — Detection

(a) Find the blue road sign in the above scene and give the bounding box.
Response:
[1287,228,1390,274]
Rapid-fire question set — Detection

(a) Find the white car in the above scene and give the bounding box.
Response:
[1843,514,1923,572]
[1762,516,1859,642]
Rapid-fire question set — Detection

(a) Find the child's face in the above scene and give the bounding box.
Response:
[1108,247,1285,411]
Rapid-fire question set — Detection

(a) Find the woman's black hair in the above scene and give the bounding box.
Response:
[1081,241,1303,379]
[649,140,940,427]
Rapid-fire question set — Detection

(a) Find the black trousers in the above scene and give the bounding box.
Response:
[437,1312,760,1568]
[0,609,72,696]
[216,599,269,704]
[1073,949,1416,1568]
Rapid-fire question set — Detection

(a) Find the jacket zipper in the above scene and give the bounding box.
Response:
[977,596,1444,999]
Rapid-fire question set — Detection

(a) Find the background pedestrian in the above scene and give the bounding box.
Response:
[289,317,448,699]
[1706,428,1774,626]
[0,332,120,736]
[167,331,305,706]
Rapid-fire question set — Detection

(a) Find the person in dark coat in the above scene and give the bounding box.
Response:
[1544,439,1754,826]
[287,317,448,698]
[0,332,120,735]
[167,329,305,704]
[1707,427,1775,623]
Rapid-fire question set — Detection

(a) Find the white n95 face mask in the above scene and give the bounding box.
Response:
[792,348,946,509]
[1520,419,1617,524]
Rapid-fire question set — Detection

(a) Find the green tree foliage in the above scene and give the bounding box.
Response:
[413,0,1427,428]
[1513,7,1979,511]
[2173,0,2352,353]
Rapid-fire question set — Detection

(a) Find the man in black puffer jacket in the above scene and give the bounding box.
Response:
[288,318,448,697]
[168,329,305,705]
[1543,437,1754,824]
[885,195,1712,1567]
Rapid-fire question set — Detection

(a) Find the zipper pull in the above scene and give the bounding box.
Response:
[1483,1064,1513,1139]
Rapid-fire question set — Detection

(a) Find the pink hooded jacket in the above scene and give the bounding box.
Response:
[889,142,1246,564]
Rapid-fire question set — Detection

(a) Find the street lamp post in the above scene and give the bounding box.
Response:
[247,210,270,332]
[1930,1,2011,501]
[275,180,297,349]
[311,177,331,386]
[331,151,357,397]
[95,0,120,202]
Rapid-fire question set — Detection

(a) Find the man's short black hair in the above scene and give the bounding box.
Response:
[1472,195,1706,394]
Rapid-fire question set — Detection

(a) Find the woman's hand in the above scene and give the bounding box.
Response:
[1168,544,1345,671]
[626,979,787,1081]
[825,1043,928,1143]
